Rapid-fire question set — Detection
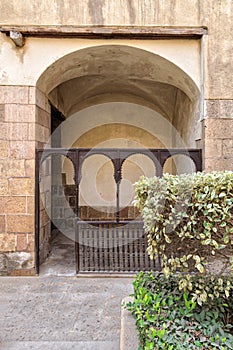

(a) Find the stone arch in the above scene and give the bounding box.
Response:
[36,44,201,148]
[37,45,199,99]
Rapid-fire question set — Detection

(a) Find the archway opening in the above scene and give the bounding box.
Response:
[36,44,201,274]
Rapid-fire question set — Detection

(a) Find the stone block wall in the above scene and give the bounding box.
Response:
[204,100,233,171]
[0,85,50,275]
[0,86,35,275]
[51,184,141,231]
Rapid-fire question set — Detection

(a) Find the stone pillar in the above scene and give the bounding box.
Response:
[203,100,233,171]
[0,85,51,275]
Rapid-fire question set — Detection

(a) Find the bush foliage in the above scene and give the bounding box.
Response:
[128,171,233,349]
[127,272,233,350]
[133,171,233,303]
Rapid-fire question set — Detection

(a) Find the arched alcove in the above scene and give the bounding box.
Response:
[37,44,201,148]
[36,44,202,274]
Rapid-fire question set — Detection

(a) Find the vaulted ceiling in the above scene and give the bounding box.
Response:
[37,45,199,121]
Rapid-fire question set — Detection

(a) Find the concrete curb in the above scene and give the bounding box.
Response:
[120,297,139,350]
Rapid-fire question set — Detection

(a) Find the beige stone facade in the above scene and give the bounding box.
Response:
[0,0,232,275]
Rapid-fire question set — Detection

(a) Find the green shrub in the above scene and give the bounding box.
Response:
[133,171,233,303]
[127,171,233,348]
[127,272,233,350]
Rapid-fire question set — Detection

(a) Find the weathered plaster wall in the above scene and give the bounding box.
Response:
[0,0,232,99]
[173,90,201,148]
[61,103,174,149]
[0,36,201,92]
[0,0,202,26]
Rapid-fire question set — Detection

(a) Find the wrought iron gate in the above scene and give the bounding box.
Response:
[76,221,160,273]
[36,148,202,274]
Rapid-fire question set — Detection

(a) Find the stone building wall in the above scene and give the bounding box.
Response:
[0,86,50,275]
[204,102,233,171]
[0,0,232,275]
[0,86,35,275]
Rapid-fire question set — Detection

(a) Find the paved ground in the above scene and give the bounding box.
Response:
[0,276,133,350]
[0,232,134,349]
[39,232,76,277]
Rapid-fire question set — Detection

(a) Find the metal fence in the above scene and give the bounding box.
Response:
[75,221,161,274]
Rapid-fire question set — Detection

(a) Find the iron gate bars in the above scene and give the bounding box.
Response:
[76,220,160,274]
[35,148,202,273]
